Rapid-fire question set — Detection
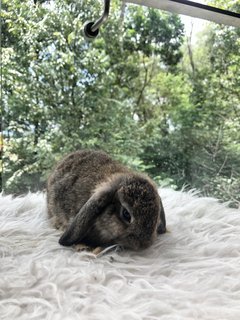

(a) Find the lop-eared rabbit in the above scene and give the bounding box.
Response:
[47,150,166,252]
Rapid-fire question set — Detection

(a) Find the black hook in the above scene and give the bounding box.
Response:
[83,0,110,40]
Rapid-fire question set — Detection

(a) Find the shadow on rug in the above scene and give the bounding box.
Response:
[0,189,240,320]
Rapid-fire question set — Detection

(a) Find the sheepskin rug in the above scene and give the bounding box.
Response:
[0,188,240,320]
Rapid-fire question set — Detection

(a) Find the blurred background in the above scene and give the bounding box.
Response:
[1,0,240,207]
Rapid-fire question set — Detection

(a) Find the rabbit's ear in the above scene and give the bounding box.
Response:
[157,199,166,234]
[58,180,118,246]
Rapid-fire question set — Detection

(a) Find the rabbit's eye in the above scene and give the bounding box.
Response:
[121,207,132,224]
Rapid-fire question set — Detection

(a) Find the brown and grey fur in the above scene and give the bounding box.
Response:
[47,150,166,251]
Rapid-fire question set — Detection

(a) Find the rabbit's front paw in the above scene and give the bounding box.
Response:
[73,243,104,255]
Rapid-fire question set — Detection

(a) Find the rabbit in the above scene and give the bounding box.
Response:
[47,149,166,252]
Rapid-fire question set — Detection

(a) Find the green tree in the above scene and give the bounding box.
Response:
[2,0,184,193]
[167,0,240,206]
[3,0,239,208]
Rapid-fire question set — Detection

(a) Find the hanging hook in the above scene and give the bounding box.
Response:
[83,0,111,40]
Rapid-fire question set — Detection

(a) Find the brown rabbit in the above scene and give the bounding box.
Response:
[47,150,166,251]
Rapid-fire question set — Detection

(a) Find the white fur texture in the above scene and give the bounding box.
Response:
[0,189,240,320]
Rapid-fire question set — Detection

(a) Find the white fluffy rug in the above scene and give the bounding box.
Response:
[1,189,240,320]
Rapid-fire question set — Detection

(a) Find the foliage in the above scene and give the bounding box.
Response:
[1,0,183,193]
[1,0,240,208]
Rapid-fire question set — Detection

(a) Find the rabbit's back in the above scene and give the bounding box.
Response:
[50,149,128,184]
[47,150,128,223]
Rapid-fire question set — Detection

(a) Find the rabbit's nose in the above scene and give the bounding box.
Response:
[137,234,154,250]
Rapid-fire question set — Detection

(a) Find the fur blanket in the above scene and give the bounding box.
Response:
[0,189,240,320]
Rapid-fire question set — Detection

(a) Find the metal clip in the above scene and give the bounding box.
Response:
[83,0,111,40]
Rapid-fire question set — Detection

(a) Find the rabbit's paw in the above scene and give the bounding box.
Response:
[73,243,104,255]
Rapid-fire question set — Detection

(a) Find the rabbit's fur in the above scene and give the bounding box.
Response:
[47,150,166,251]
